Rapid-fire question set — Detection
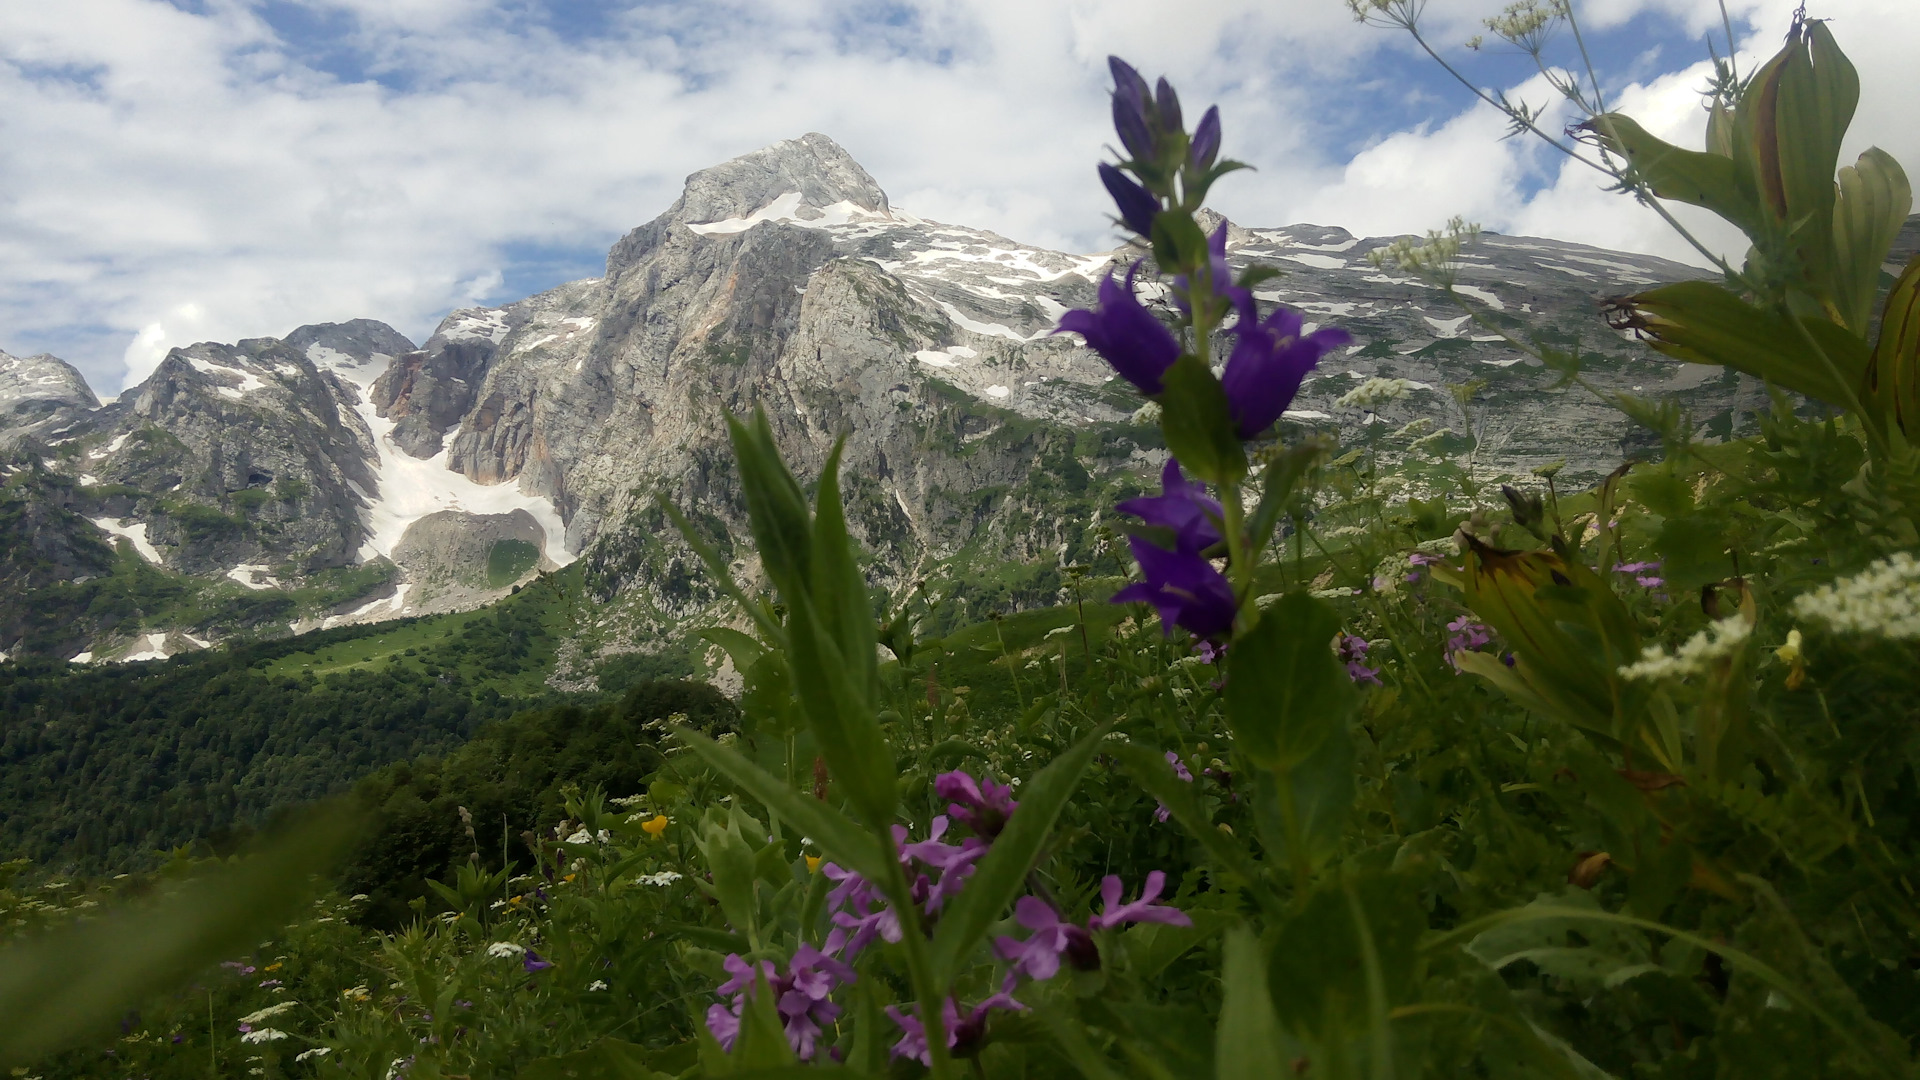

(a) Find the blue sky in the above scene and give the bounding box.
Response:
[2,0,1914,395]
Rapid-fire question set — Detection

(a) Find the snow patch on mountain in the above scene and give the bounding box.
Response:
[89,517,161,564]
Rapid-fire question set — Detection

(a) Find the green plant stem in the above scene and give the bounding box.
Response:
[1785,304,1887,458]
[881,852,955,1080]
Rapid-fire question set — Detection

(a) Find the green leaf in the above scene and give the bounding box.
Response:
[1158,356,1247,487]
[1831,148,1912,333]
[701,627,769,675]
[1247,439,1330,553]
[1150,212,1210,276]
[675,727,889,882]
[930,719,1113,985]
[1866,257,1920,438]
[520,1038,668,1080]
[1225,593,1355,772]
[1268,873,1426,1046]
[694,812,762,941]
[0,807,358,1069]
[1584,113,1764,237]
[1256,721,1356,876]
[1619,281,1870,413]
[727,411,814,607]
[810,437,879,713]
[1216,925,1289,1080]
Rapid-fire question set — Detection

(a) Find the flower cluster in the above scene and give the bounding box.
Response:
[995,872,1191,985]
[1112,463,1236,639]
[1792,552,1920,640]
[705,946,855,1061]
[1335,376,1416,411]
[1445,616,1493,669]
[1336,632,1382,685]
[1617,616,1752,681]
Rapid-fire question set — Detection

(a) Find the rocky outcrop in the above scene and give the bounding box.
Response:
[0,350,99,449]
[371,309,507,458]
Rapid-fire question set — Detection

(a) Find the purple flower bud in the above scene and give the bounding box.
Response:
[1153,77,1183,137]
[1054,262,1179,394]
[1190,105,1221,170]
[1108,57,1154,159]
[1222,294,1350,438]
[936,771,1018,839]
[1098,162,1159,236]
[523,949,553,973]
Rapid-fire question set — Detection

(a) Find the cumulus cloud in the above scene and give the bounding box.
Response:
[0,0,1915,396]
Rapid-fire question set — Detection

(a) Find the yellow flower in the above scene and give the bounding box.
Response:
[641,815,670,838]
[263,962,283,972]
[1775,629,1807,690]
[805,855,822,874]
[562,873,577,884]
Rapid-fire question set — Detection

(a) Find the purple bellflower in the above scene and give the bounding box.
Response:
[1090,871,1192,931]
[1172,222,1250,316]
[1222,293,1352,438]
[887,994,1024,1065]
[522,950,554,973]
[1055,263,1180,394]
[1112,535,1237,640]
[1191,105,1222,170]
[936,771,1018,839]
[1117,460,1225,555]
[1109,57,1155,160]
[1099,162,1159,236]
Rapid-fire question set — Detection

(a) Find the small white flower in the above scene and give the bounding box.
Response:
[347,893,370,902]
[637,871,683,887]
[486,941,527,958]
[1310,586,1359,599]
[294,1048,332,1062]
[1045,625,1075,639]
[238,1002,299,1025]
[564,829,594,845]
[1131,401,1163,426]
[587,980,609,991]
[240,1028,289,1044]
[1792,553,1920,640]
[1618,617,1751,681]
[1335,377,1417,410]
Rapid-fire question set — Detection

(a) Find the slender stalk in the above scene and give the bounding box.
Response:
[880,849,955,1080]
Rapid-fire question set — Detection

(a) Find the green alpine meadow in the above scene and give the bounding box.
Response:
[5,3,1920,1077]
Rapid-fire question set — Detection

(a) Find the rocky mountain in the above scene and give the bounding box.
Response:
[1,132,1849,666]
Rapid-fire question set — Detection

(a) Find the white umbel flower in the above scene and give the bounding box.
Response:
[1618,617,1751,681]
[486,941,527,958]
[240,1028,289,1044]
[1336,377,1416,410]
[1792,553,1920,640]
[238,1002,299,1025]
[636,871,683,887]
[294,1048,332,1062]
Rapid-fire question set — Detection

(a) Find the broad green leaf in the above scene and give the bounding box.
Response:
[1465,890,1657,990]
[0,807,357,1069]
[1256,721,1357,876]
[1583,113,1764,237]
[1866,257,1920,438]
[1216,925,1288,1080]
[675,728,888,882]
[1158,355,1247,486]
[930,719,1113,985]
[1770,21,1853,287]
[783,594,898,828]
[1225,592,1355,772]
[701,627,769,675]
[810,437,878,713]
[1831,148,1911,333]
[1617,281,1870,413]
[1150,212,1210,276]
[727,411,814,606]
[1268,874,1426,1045]
[694,812,761,942]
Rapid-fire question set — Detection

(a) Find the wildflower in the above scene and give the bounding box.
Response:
[805,855,822,873]
[1111,536,1237,640]
[641,815,670,838]
[1173,222,1250,316]
[1108,57,1156,160]
[257,979,282,988]
[1098,162,1159,236]
[1154,750,1193,822]
[1055,263,1181,394]
[523,950,554,973]
[240,1029,288,1044]
[936,771,1019,839]
[707,945,855,1061]
[887,994,1024,1065]
[1117,460,1224,555]
[1445,617,1493,669]
[588,980,609,991]
[1130,400,1163,426]
[1335,632,1381,685]
[1190,105,1221,170]
[294,1048,331,1062]
[238,1002,298,1025]
[343,986,371,1003]
[636,871,683,887]
[1617,617,1751,681]
[995,896,1100,983]
[1220,295,1350,438]
[1089,871,1192,930]
[486,942,527,959]
[1775,628,1807,689]
[1792,552,1920,640]
[1335,377,1416,411]
[1614,560,1665,588]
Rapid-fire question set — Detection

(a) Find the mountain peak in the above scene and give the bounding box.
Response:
[673,133,889,226]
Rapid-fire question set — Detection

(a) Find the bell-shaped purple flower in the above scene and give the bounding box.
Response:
[1221,294,1351,438]
[1109,57,1154,160]
[1191,105,1221,170]
[1117,459,1224,555]
[1098,162,1158,236]
[1153,77,1183,138]
[1054,263,1179,394]
[1172,222,1250,315]
[522,949,554,973]
[1112,535,1237,639]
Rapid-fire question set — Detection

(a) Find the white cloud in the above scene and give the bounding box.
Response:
[1,0,1916,397]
